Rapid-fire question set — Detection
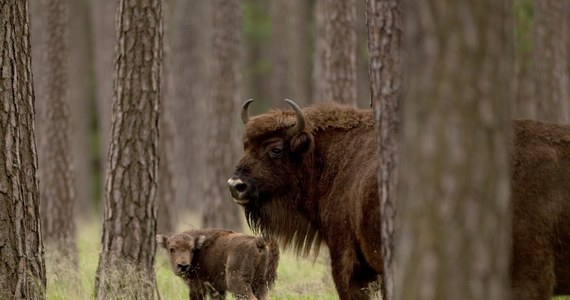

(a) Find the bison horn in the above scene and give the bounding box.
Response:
[284,99,306,136]
[241,99,254,124]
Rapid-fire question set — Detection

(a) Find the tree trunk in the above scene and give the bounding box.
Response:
[357,0,371,108]
[268,0,311,106]
[316,0,358,106]
[90,0,116,210]
[202,0,244,231]
[68,0,95,219]
[95,0,162,298]
[169,0,211,214]
[0,1,47,298]
[36,0,76,260]
[158,0,176,234]
[367,0,402,298]
[397,1,513,299]
[531,0,569,123]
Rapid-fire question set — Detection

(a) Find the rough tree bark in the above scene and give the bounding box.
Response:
[36,0,76,259]
[202,0,244,231]
[0,1,47,298]
[269,0,311,106]
[314,0,358,106]
[367,0,402,298]
[397,1,513,299]
[94,0,162,298]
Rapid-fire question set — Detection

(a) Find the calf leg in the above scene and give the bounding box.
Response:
[252,251,269,300]
[226,255,257,300]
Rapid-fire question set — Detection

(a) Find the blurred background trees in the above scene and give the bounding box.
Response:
[2,0,569,298]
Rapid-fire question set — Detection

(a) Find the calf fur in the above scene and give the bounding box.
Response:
[157,229,279,300]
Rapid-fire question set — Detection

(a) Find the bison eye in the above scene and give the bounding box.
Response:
[169,248,175,253]
[269,147,283,158]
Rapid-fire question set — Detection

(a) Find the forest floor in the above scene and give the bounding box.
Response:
[45,213,338,300]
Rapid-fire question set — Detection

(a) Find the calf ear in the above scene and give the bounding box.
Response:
[291,131,314,154]
[156,235,168,249]
[195,235,206,250]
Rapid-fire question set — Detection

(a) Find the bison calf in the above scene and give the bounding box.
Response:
[157,229,279,300]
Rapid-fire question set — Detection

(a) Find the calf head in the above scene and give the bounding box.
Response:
[228,99,315,227]
[157,233,206,276]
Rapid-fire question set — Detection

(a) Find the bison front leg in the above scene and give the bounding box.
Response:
[188,280,206,300]
[329,248,372,300]
[225,256,257,300]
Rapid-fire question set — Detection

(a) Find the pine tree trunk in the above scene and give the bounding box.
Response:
[36,0,76,260]
[95,0,162,298]
[90,0,116,209]
[68,0,95,218]
[202,0,244,231]
[318,0,358,106]
[367,0,402,298]
[169,0,211,213]
[357,0,371,108]
[0,1,47,298]
[269,0,311,106]
[531,0,569,123]
[397,1,513,299]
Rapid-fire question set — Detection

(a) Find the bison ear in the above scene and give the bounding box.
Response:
[156,235,168,249]
[290,131,314,154]
[195,235,206,250]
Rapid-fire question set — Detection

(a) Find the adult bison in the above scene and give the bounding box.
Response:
[228,99,381,299]
[228,99,570,299]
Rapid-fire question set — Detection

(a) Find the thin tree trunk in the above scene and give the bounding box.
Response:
[202,0,244,231]
[0,1,46,298]
[313,0,326,103]
[531,0,569,123]
[37,0,76,260]
[169,0,211,214]
[319,0,358,106]
[90,0,116,210]
[158,0,176,234]
[95,0,162,298]
[68,0,95,218]
[357,0,371,108]
[367,0,402,298]
[269,0,311,106]
[397,1,513,299]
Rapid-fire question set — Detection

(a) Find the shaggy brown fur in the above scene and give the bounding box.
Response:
[511,119,570,299]
[230,102,570,299]
[230,102,381,299]
[157,229,279,300]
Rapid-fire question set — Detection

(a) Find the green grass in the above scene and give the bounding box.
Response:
[46,217,337,299]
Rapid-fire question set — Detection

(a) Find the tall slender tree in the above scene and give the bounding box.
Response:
[367,0,402,298]
[95,0,162,298]
[530,0,569,123]
[0,1,46,298]
[68,0,95,218]
[36,0,76,260]
[397,0,513,299]
[314,0,358,106]
[90,0,116,210]
[202,0,244,230]
[268,0,311,106]
[169,0,211,213]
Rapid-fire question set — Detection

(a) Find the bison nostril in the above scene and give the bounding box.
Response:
[235,183,247,193]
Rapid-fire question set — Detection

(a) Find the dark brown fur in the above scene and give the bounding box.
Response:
[511,119,570,299]
[157,229,279,300]
[230,102,570,299]
[230,103,381,299]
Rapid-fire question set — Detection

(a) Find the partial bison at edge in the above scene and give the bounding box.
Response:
[228,99,570,300]
[157,229,279,300]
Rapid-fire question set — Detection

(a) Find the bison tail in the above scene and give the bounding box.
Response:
[264,239,280,289]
